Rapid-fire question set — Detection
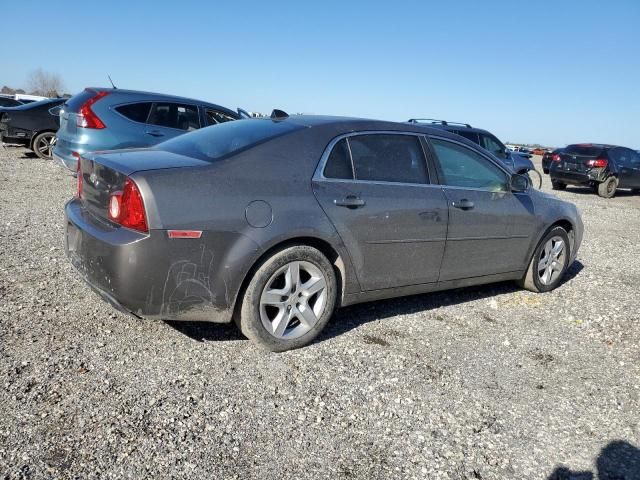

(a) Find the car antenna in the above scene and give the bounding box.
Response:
[107,75,117,89]
[270,109,289,120]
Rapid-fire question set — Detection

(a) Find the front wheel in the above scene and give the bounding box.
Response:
[526,169,543,189]
[236,246,337,352]
[32,132,57,160]
[551,180,566,190]
[518,226,571,293]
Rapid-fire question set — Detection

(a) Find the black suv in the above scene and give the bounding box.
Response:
[549,144,640,198]
[407,118,540,187]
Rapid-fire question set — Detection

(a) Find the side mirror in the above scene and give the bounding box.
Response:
[510,173,530,192]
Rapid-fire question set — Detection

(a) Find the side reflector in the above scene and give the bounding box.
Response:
[168,230,202,239]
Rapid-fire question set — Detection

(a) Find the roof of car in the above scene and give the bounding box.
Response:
[83,87,237,113]
[280,115,468,137]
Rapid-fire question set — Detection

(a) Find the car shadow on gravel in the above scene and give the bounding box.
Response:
[562,185,638,197]
[163,261,583,345]
[547,440,640,480]
[318,260,584,343]
[164,320,244,343]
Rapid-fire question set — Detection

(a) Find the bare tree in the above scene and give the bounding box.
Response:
[27,68,65,97]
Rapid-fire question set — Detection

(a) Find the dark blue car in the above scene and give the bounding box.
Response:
[407,119,541,187]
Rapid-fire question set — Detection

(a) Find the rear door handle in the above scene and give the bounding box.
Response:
[334,195,366,209]
[145,130,165,137]
[451,199,475,210]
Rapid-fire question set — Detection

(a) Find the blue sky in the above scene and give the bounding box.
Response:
[3,0,639,147]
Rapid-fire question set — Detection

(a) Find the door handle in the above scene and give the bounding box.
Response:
[451,199,475,210]
[145,130,164,137]
[334,195,366,209]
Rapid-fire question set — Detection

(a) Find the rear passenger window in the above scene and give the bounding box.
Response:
[324,139,353,179]
[115,102,152,123]
[147,103,200,131]
[206,109,236,125]
[453,130,480,145]
[431,138,508,191]
[348,134,428,184]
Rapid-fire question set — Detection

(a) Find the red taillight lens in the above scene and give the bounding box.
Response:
[551,154,561,162]
[76,157,83,198]
[76,91,109,129]
[108,178,148,233]
[587,158,608,168]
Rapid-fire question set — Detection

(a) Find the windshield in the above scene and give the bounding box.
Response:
[565,145,604,156]
[12,98,63,110]
[159,119,304,161]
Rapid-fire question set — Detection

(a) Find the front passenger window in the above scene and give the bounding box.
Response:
[431,138,508,191]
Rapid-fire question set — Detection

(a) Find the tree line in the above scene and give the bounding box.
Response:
[2,68,70,98]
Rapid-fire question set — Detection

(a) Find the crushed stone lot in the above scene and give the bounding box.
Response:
[1,145,639,479]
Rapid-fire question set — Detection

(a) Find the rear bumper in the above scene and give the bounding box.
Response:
[550,168,608,186]
[64,199,241,323]
[53,141,81,171]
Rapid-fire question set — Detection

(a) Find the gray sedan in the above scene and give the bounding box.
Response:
[65,114,583,351]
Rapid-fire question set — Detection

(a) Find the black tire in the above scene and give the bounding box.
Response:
[543,168,549,174]
[632,189,640,195]
[235,245,337,352]
[518,226,571,293]
[597,176,618,198]
[32,131,56,160]
[526,169,543,189]
[551,180,566,190]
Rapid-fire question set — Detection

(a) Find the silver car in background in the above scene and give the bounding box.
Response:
[54,88,240,170]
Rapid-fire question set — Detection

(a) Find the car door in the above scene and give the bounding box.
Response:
[312,133,449,291]
[144,102,200,143]
[615,148,640,188]
[427,136,538,281]
[627,150,640,188]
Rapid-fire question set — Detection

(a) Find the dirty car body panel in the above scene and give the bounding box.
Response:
[64,116,583,324]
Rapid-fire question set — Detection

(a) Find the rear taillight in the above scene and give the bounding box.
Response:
[76,91,109,129]
[76,157,83,198]
[587,158,608,168]
[108,178,148,233]
[551,154,561,162]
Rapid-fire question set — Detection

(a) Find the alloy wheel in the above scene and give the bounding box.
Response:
[36,134,56,159]
[537,236,566,286]
[259,260,328,339]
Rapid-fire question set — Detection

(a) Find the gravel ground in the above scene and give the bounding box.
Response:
[1,146,639,479]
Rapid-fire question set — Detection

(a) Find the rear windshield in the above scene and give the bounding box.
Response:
[565,145,604,156]
[159,119,304,161]
[64,89,99,112]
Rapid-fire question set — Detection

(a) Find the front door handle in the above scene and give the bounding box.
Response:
[145,130,164,137]
[451,199,475,210]
[334,195,366,209]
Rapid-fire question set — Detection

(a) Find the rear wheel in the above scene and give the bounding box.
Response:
[518,226,570,293]
[32,132,57,160]
[597,176,618,198]
[632,189,640,195]
[551,180,566,190]
[236,246,337,352]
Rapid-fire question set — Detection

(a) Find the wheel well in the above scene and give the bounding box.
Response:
[549,219,575,255]
[233,237,346,317]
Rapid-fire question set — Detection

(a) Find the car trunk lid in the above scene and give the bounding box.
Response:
[79,149,211,223]
[558,145,606,173]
